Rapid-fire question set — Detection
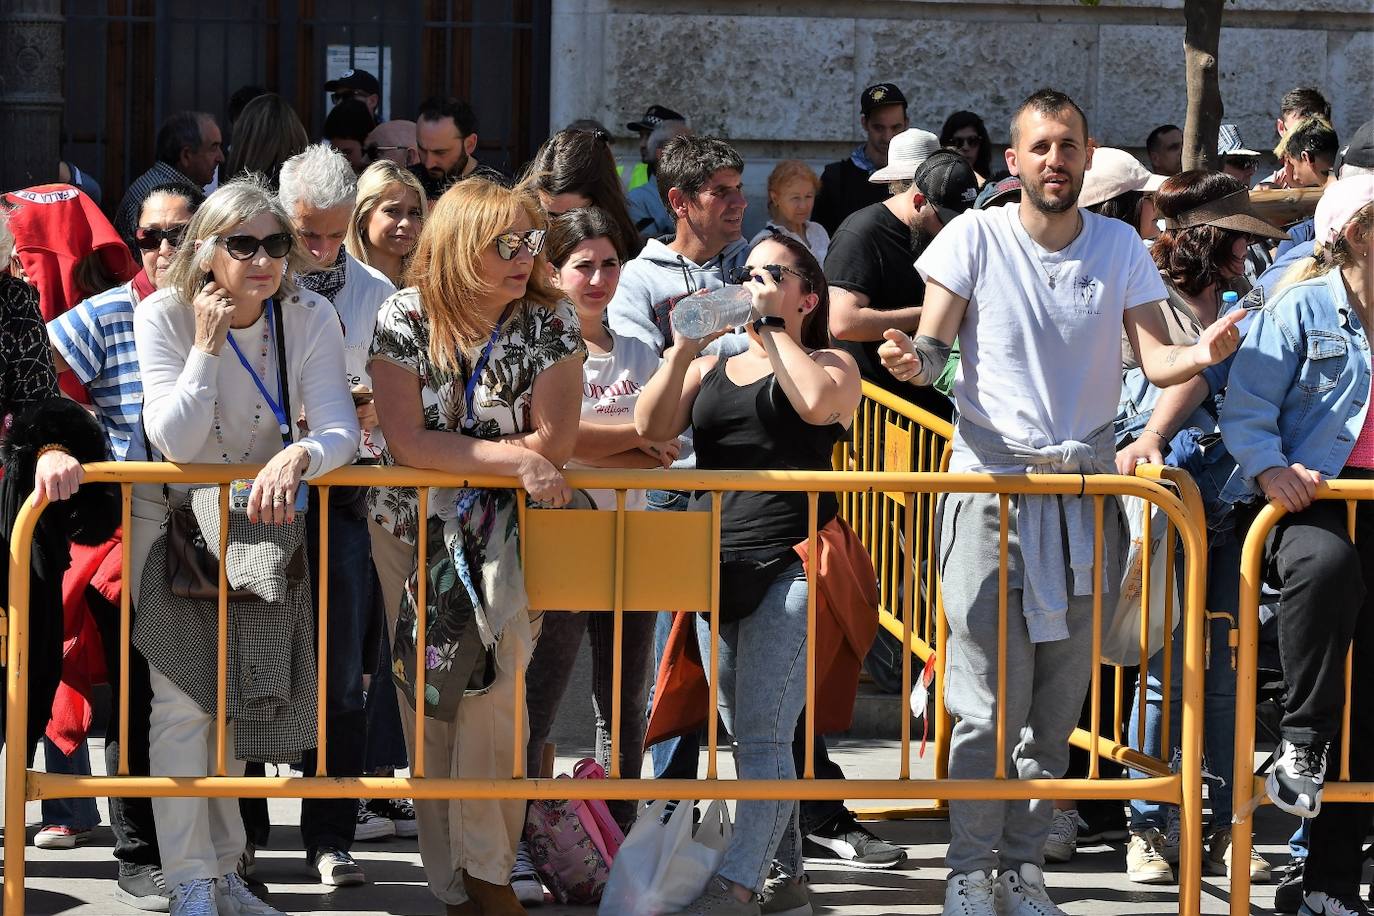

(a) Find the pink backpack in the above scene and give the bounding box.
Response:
[524,758,625,904]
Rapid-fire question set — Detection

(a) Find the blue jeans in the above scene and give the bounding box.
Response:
[1129,529,1239,829]
[695,560,810,892]
[645,489,702,780]
[41,737,99,830]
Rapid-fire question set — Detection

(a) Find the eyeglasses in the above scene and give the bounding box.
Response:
[494,229,546,260]
[222,232,294,261]
[1225,156,1258,171]
[134,225,188,251]
[950,136,981,149]
[365,144,409,162]
[728,264,811,289]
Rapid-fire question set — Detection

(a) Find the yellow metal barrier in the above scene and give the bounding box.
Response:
[1230,483,1374,914]
[5,462,1209,916]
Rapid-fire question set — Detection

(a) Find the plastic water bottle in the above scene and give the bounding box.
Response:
[1222,290,1239,310]
[670,286,755,340]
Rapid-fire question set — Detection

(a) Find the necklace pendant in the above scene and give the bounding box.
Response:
[1048,277,1056,289]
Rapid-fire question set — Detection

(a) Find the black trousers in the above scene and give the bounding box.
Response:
[91,590,162,870]
[1264,491,1374,896]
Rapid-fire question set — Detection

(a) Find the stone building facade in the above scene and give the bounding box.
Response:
[551,0,1373,237]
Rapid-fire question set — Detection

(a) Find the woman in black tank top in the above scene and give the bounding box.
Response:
[636,235,862,911]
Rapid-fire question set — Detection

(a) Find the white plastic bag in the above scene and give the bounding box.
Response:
[1102,495,1181,667]
[598,799,733,916]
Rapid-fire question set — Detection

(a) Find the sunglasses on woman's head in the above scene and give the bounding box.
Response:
[134,225,188,251]
[728,264,810,289]
[222,232,293,260]
[494,229,546,260]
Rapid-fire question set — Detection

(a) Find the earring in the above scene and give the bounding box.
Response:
[797,307,805,313]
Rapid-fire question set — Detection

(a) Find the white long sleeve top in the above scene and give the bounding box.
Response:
[134,286,360,479]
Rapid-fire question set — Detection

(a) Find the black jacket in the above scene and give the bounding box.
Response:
[813,158,889,236]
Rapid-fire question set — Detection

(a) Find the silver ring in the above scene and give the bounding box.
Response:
[218,296,231,306]
[272,493,288,504]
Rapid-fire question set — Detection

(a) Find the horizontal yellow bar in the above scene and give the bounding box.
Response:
[31,773,1182,803]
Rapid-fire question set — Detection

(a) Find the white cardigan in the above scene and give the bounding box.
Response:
[134,286,360,479]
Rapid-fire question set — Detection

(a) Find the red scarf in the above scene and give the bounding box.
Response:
[130,269,156,302]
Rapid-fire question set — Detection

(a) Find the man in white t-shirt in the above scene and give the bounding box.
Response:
[879,89,1243,916]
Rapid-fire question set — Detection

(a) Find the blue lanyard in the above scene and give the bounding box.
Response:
[224,300,291,444]
[462,307,511,431]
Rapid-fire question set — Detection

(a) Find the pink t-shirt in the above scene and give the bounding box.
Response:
[1346,379,1374,468]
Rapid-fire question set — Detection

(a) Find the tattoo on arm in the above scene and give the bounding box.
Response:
[1165,347,1180,367]
[824,411,841,425]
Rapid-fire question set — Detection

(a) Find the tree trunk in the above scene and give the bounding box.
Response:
[1182,0,1226,171]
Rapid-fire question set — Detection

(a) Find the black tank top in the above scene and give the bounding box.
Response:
[691,357,847,551]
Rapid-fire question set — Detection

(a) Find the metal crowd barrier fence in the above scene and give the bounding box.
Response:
[5,461,1210,916]
[1230,482,1374,914]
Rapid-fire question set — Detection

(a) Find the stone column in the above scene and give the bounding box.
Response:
[548,0,610,133]
[0,0,63,191]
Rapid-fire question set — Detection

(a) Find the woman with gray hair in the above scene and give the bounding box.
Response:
[133,176,359,916]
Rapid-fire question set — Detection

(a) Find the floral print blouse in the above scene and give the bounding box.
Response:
[366,287,586,544]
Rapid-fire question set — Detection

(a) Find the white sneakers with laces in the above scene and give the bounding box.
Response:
[943,870,996,916]
[216,872,287,916]
[169,878,216,916]
[994,863,1067,916]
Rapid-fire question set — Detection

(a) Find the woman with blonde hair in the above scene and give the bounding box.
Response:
[367,178,584,915]
[345,160,428,287]
[749,159,830,261]
[223,93,310,190]
[133,175,359,916]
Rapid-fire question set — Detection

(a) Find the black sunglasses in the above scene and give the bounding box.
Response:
[950,136,981,149]
[728,264,811,289]
[222,232,293,261]
[494,229,546,260]
[134,225,188,251]
[365,143,409,161]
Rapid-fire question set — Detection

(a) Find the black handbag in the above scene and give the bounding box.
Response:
[713,547,797,625]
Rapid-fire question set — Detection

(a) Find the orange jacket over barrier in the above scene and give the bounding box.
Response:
[644,517,879,746]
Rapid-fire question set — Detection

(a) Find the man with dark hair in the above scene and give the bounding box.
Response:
[827,145,977,418]
[409,95,505,200]
[113,111,223,241]
[323,98,375,175]
[1145,123,1184,176]
[880,87,1241,916]
[1261,86,1333,188]
[1278,116,1340,190]
[813,83,910,235]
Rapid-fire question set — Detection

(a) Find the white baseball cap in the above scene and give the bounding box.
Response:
[869,129,942,183]
[1079,147,1168,208]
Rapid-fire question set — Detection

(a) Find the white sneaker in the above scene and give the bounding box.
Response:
[994,864,1066,916]
[1043,809,1078,864]
[1125,829,1174,885]
[944,870,997,916]
[169,878,217,916]
[510,840,545,906]
[216,872,287,915]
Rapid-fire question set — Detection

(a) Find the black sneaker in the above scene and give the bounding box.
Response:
[1076,800,1129,843]
[369,797,417,839]
[1268,739,1329,818]
[803,810,908,870]
[116,863,171,912]
[1274,859,1306,914]
[1298,890,1371,915]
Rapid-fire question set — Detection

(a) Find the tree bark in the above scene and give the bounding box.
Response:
[1182,0,1226,171]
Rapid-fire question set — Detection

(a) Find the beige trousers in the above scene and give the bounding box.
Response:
[368,519,537,905]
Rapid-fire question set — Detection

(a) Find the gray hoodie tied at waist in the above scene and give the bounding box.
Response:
[953,418,1117,644]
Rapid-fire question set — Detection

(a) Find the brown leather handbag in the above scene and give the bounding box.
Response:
[164,499,260,602]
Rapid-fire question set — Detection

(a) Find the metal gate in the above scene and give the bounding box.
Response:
[62,0,550,212]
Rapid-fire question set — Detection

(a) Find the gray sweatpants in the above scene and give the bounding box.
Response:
[939,490,1120,876]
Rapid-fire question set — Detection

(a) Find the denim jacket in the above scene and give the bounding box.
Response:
[1220,268,1371,494]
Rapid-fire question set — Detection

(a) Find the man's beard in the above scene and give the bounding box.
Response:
[430,149,469,181]
[908,219,935,259]
[1022,173,1081,214]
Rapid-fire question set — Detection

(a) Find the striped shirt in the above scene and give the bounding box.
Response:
[48,282,146,460]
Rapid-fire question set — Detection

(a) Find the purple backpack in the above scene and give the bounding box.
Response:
[524,758,625,904]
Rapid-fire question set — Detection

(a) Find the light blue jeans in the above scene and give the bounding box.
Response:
[694,559,810,893]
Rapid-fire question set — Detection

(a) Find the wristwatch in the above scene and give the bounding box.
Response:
[751,315,787,333]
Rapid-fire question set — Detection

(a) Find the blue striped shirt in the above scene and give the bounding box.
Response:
[47,282,147,461]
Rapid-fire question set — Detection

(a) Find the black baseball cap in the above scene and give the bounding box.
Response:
[1343,118,1374,170]
[627,105,685,133]
[324,68,380,95]
[860,83,906,117]
[914,150,980,224]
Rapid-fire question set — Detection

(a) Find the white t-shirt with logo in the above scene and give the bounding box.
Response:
[915,203,1167,471]
[566,329,663,510]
